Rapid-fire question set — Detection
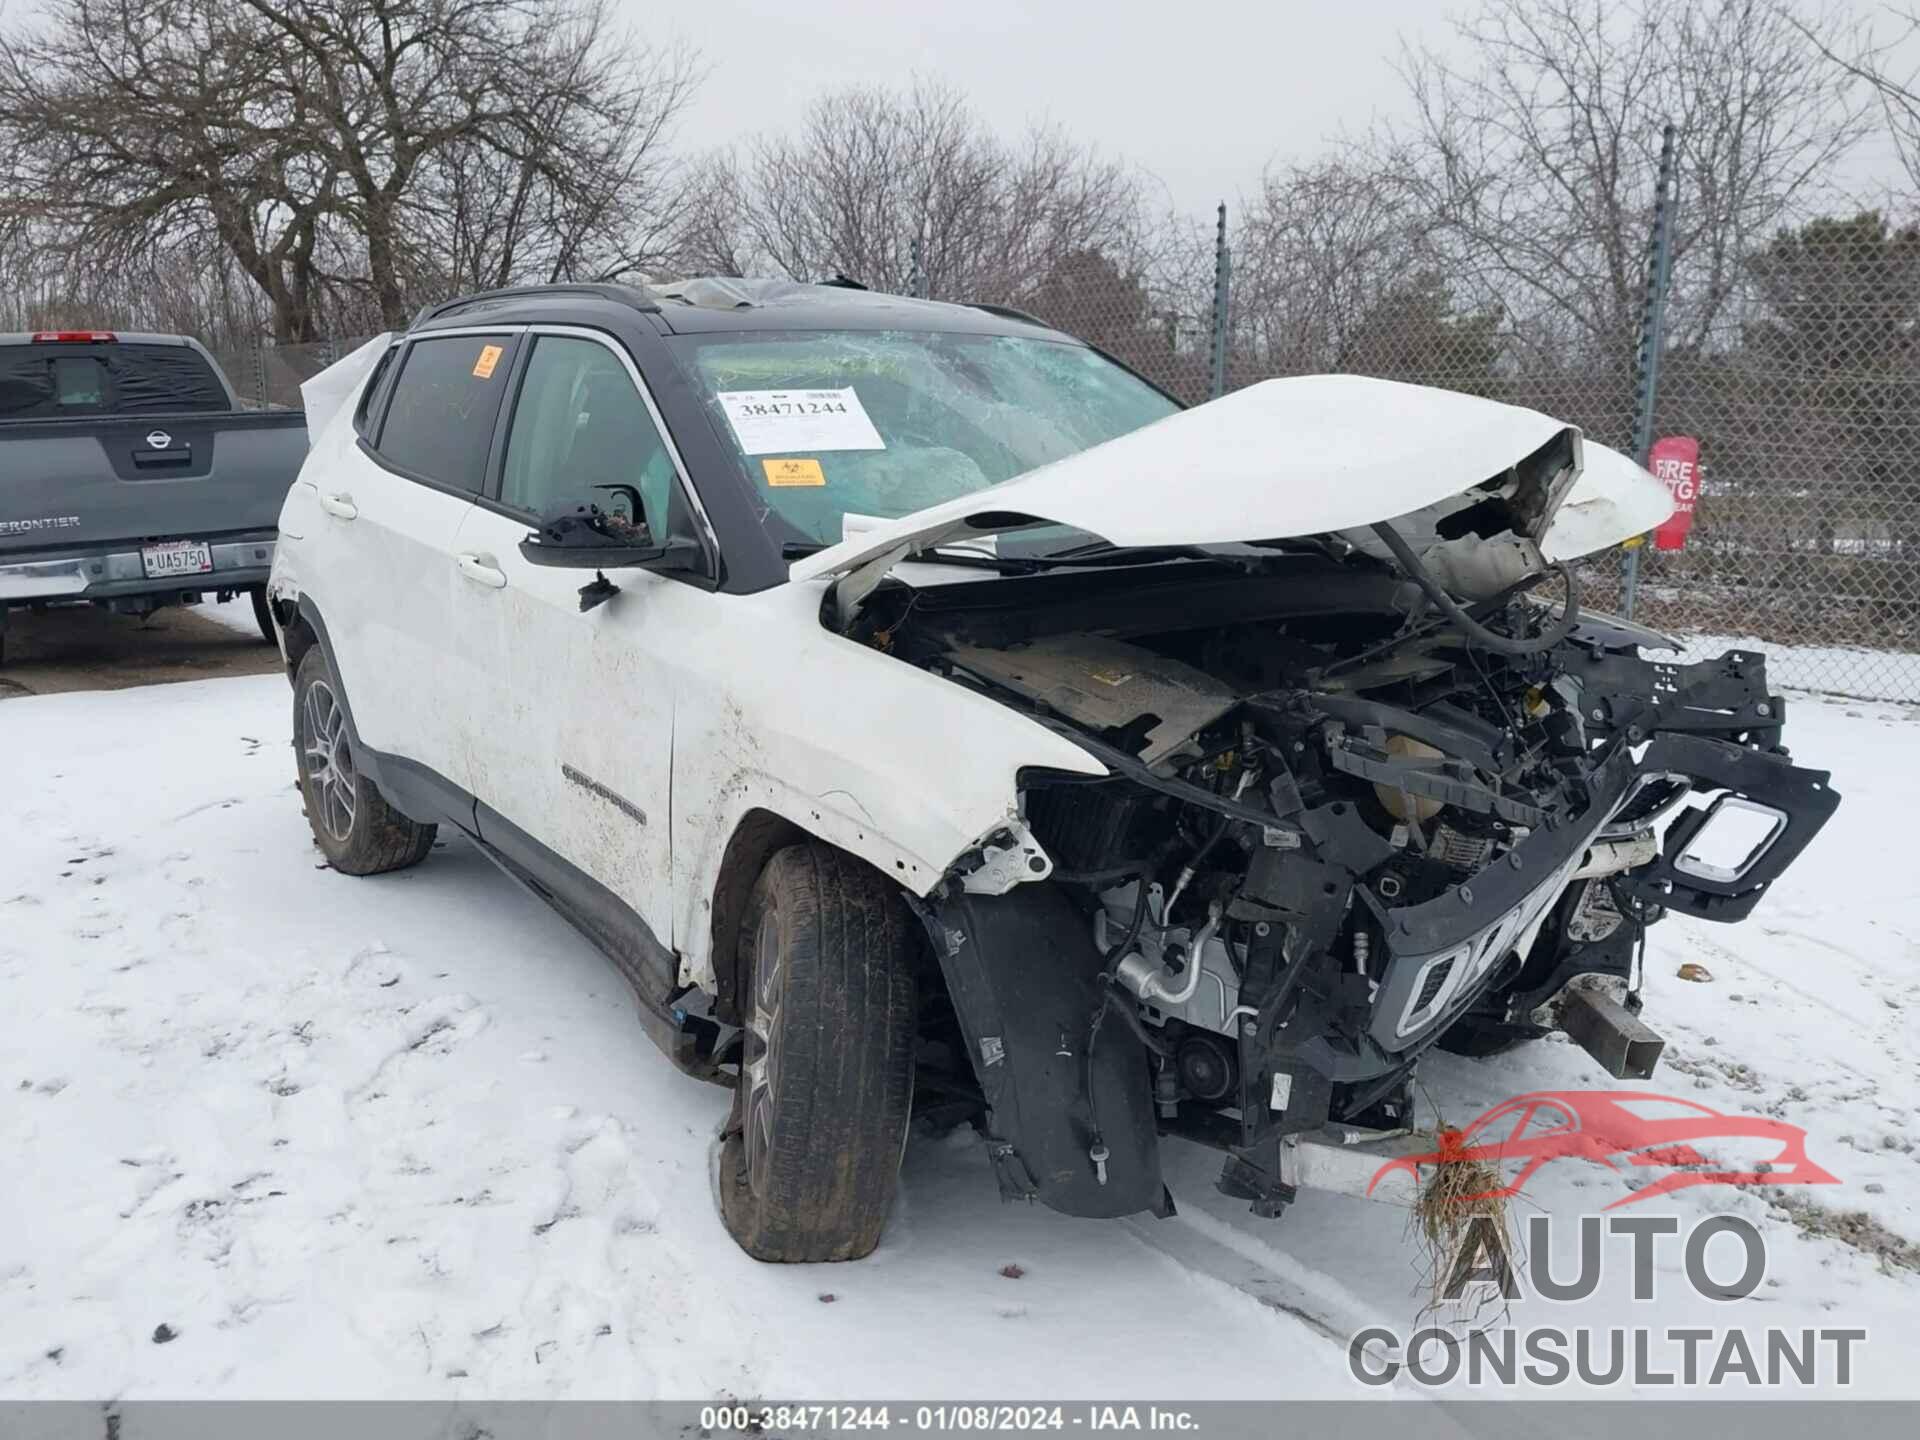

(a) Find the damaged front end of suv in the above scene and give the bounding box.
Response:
[793,375,1840,1223]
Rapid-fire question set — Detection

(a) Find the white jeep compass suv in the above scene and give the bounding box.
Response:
[269,278,1837,1262]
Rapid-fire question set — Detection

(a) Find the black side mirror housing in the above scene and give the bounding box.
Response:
[518,491,702,577]
[518,532,703,574]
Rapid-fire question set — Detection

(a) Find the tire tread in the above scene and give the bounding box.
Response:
[721,841,915,1262]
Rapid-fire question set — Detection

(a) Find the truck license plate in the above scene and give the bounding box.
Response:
[141,539,213,579]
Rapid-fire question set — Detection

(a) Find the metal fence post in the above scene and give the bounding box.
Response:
[1623,122,1679,620]
[251,336,268,408]
[908,231,929,300]
[1208,202,1232,401]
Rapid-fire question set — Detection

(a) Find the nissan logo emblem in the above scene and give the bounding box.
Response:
[145,430,173,450]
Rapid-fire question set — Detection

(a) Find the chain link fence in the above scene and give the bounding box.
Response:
[207,336,380,412]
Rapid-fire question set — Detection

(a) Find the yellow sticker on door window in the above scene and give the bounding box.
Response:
[472,344,504,379]
[762,457,826,487]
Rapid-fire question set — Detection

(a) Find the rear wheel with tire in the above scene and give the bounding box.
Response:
[250,587,276,644]
[719,841,917,1262]
[293,646,436,875]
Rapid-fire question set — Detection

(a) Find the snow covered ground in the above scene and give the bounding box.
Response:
[193,595,272,641]
[2,674,1916,1402]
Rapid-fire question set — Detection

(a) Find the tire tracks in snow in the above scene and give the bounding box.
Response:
[1121,1189,1409,1350]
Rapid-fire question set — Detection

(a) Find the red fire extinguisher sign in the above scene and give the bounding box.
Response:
[1649,436,1700,551]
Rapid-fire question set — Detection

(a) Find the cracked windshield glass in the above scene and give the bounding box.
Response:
[671,329,1180,551]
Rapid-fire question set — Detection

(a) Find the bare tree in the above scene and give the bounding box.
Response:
[667,149,762,281]
[1216,158,1504,396]
[0,226,263,341]
[0,0,697,339]
[1229,159,1437,372]
[1389,0,1868,365]
[674,79,1164,302]
[1785,2,1920,200]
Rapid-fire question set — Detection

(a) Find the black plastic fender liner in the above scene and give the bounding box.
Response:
[912,884,1166,1220]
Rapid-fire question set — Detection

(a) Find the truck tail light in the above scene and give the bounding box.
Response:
[30,330,117,343]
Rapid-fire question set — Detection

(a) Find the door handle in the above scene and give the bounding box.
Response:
[457,553,507,589]
[318,492,358,520]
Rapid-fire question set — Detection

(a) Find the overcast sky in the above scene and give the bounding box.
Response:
[634,0,1918,219]
[639,0,1459,216]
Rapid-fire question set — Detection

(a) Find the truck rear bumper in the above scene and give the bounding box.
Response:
[0,535,276,607]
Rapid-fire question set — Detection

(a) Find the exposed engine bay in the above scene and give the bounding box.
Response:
[845,539,1841,1220]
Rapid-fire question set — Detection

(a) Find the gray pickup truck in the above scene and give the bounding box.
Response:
[0,330,308,664]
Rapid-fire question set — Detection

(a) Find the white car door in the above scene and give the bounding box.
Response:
[443,328,713,947]
[311,328,525,781]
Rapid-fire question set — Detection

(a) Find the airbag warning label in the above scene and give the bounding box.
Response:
[762,457,827,486]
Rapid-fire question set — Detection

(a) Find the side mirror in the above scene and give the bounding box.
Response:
[518,488,701,577]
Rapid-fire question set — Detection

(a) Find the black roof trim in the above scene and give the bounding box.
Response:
[410,282,660,331]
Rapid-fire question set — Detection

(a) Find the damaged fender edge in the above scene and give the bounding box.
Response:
[676,759,1098,994]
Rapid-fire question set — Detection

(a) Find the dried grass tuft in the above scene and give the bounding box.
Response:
[1411,1127,1514,1313]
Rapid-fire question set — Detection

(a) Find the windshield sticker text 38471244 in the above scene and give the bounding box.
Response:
[719,387,885,455]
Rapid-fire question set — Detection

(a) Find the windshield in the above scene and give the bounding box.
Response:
[668,329,1180,549]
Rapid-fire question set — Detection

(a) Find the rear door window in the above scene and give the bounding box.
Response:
[375,333,520,493]
[353,344,401,438]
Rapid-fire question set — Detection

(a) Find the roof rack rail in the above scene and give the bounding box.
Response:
[410,282,660,330]
[967,301,1053,329]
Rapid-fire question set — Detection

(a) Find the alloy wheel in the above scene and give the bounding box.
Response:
[741,909,785,1195]
[301,678,357,844]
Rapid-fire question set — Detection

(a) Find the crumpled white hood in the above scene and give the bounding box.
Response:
[1539,438,1677,561]
[789,374,1672,583]
[297,333,394,451]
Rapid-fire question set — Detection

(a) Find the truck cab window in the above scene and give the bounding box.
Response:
[0,342,226,419]
[52,356,107,409]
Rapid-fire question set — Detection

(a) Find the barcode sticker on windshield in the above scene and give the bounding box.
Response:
[718,387,884,455]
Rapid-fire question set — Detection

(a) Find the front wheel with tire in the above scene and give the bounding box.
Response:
[293,646,436,875]
[719,841,917,1262]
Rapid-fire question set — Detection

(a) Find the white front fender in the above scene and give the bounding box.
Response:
[667,580,1105,990]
